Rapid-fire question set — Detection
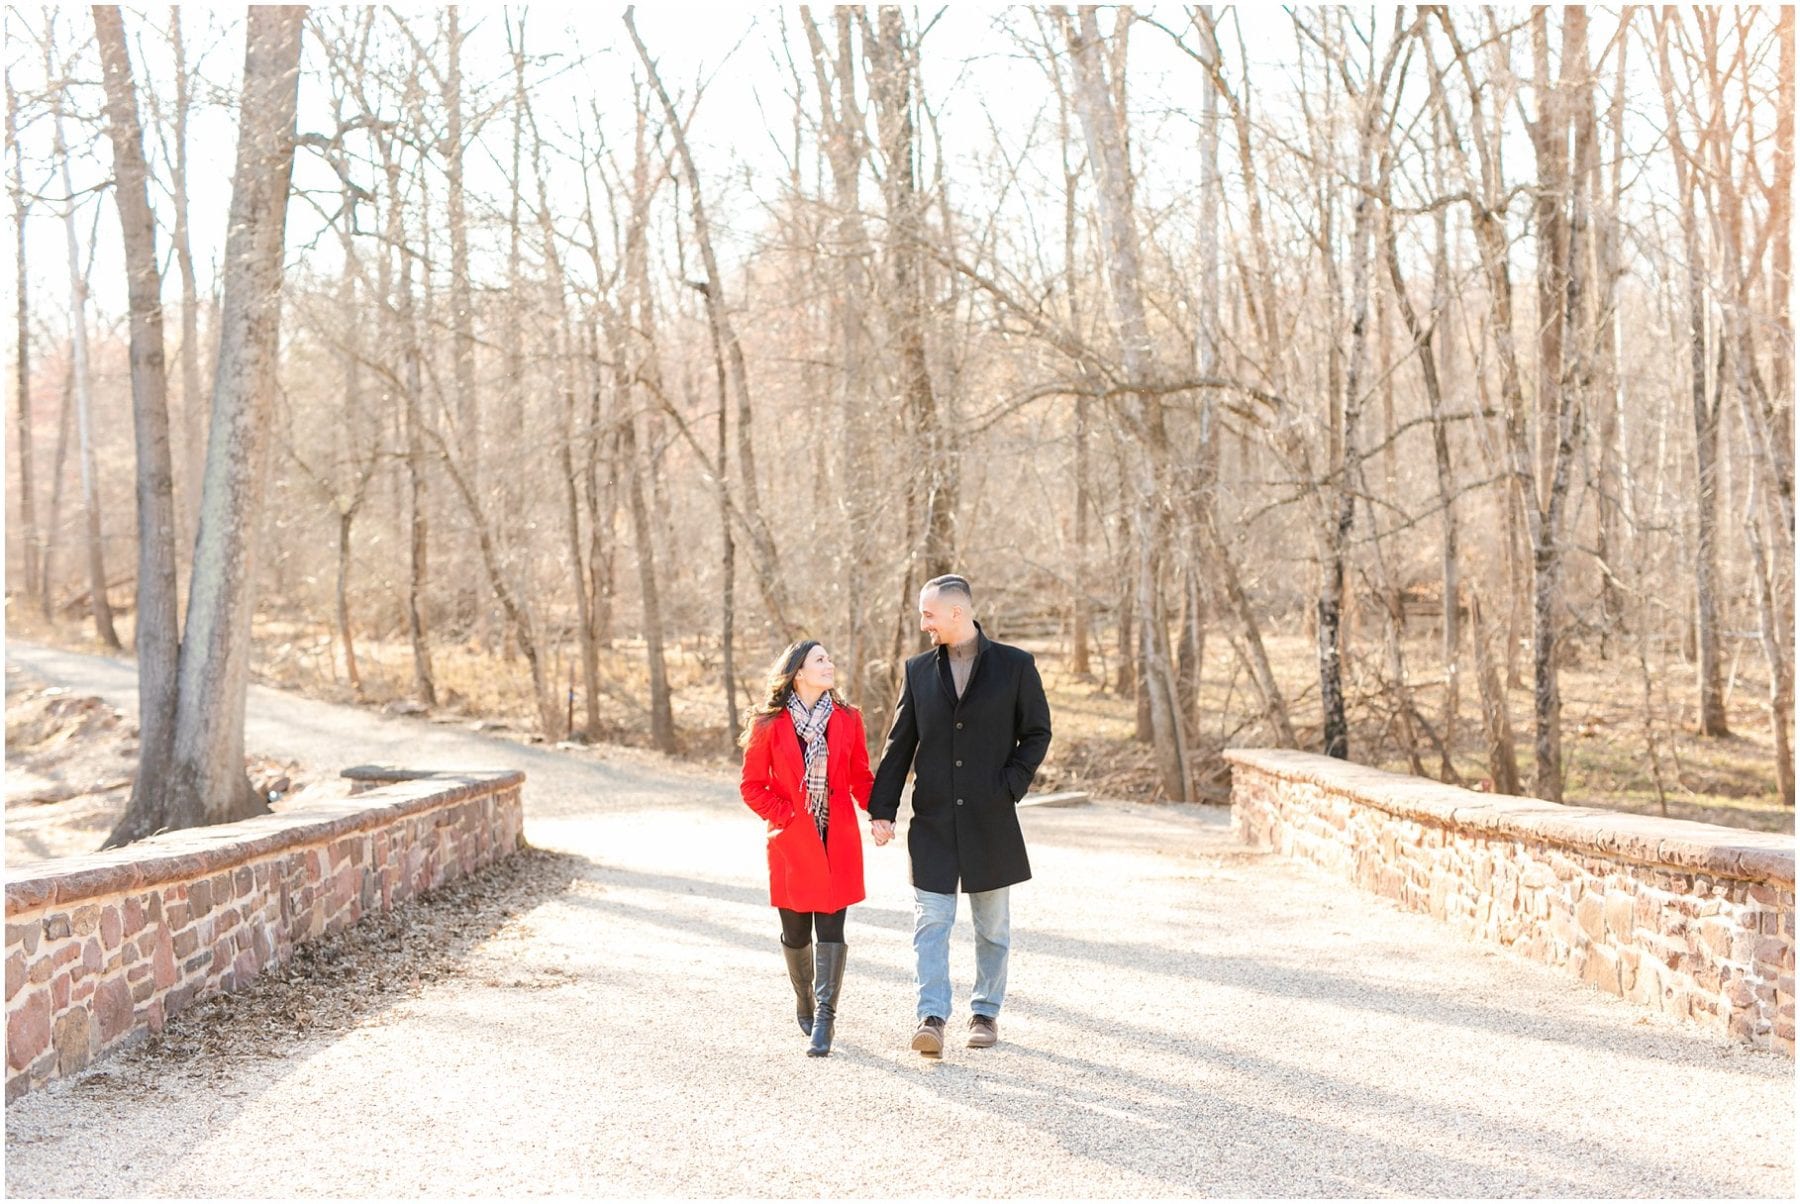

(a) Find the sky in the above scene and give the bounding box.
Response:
[0,5,1740,341]
[6,4,1314,325]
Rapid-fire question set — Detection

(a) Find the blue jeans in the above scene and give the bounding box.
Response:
[913,886,1010,1021]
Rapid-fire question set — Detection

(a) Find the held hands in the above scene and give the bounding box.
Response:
[869,819,895,847]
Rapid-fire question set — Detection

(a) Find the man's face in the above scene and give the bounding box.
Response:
[919,589,956,645]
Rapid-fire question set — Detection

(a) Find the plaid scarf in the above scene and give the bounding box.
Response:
[785,692,834,843]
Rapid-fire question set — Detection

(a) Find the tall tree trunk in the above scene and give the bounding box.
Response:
[1065,5,1191,799]
[607,84,678,754]
[559,378,599,738]
[444,7,476,490]
[1179,5,1223,735]
[802,6,878,713]
[427,425,562,738]
[625,7,794,636]
[618,408,676,754]
[336,506,361,697]
[41,364,74,621]
[1315,11,1411,761]
[52,41,121,651]
[169,7,204,551]
[120,6,306,843]
[1470,595,1522,795]
[1655,11,1729,738]
[1383,129,1461,782]
[867,6,957,580]
[7,65,38,603]
[95,4,182,841]
[1047,47,1094,679]
[1592,16,1630,657]
[398,194,436,708]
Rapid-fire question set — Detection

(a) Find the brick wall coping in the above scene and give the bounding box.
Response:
[4,770,525,913]
[1223,749,1793,888]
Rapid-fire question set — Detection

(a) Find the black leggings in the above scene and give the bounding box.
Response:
[779,907,846,947]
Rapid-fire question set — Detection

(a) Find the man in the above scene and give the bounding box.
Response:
[868,574,1053,1055]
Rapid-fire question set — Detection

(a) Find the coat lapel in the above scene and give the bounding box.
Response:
[933,623,994,710]
[772,712,805,787]
[934,648,957,706]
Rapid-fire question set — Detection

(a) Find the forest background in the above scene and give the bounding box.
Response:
[4,5,1793,846]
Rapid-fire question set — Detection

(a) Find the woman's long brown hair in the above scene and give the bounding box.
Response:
[738,639,848,749]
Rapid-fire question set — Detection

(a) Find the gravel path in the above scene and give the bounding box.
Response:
[4,641,1793,1198]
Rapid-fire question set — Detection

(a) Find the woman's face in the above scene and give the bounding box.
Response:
[792,644,835,694]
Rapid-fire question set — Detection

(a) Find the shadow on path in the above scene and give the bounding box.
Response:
[573,862,1781,1077]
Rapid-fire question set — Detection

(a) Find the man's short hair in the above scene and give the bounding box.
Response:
[922,574,974,607]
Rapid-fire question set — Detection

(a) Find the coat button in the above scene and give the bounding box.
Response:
[956,722,964,729]
[955,759,963,767]
[956,798,964,806]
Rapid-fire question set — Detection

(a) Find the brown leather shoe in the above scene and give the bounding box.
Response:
[911,1016,945,1056]
[967,1014,998,1049]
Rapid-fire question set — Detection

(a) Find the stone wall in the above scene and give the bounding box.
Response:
[5,769,524,1101]
[1225,749,1794,1055]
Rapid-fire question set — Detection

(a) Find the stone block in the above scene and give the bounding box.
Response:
[164,901,190,930]
[99,906,122,951]
[1575,893,1606,944]
[1691,959,1723,994]
[1618,947,1640,995]
[51,1006,94,1076]
[69,905,100,937]
[5,922,37,953]
[5,951,25,1001]
[172,929,198,959]
[152,928,177,989]
[1697,920,1733,959]
[122,895,145,937]
[188,878,212,919]
[129,976,153,1004]
[6,990,50,1070]
[42,914,70,941]
[1581,947,1622,995]
[94,977,133,1043]
[234,866,254,898]
[81,939,102,975]
[1603,892,1635,939]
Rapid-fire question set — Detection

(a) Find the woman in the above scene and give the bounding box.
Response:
[739,640,875,1057]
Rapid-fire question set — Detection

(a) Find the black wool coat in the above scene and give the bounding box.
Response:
[869,625,1053,894]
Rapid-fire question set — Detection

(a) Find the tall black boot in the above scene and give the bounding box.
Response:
[807,942,847,1057]
[782,940,815,1036]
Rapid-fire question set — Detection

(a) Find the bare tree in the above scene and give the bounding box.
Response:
[1062,5,1193,799]
[109,5,307,844]
[626,6,795,638]
[1655,10,1731,739]
[93,3,182,833]
[864,6,958,583]
[48,15,122,650]
[8,63,40,604]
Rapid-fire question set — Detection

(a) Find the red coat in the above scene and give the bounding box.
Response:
[739,705,876,912]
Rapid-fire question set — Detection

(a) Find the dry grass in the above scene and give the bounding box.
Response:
[7,601,1790,834]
